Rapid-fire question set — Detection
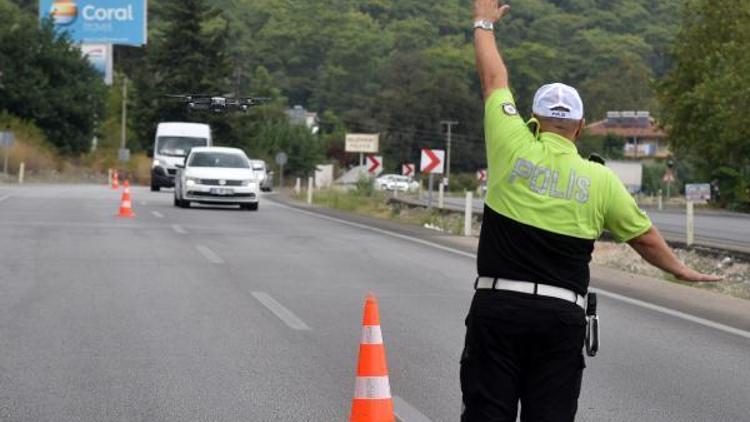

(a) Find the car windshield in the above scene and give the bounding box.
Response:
[188,152,249,169]
[157,136,208,157]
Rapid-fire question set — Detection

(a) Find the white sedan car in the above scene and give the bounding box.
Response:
[250,159,273,192]
[374,174,420,193]
[174,147,260,211]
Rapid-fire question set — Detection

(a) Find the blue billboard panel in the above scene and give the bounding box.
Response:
[40,0,147,46]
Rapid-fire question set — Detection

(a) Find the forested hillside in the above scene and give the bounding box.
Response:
[4,0,681,170]
[214,0,681,169]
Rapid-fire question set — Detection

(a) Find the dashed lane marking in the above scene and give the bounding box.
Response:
[251,292,311,331]
[195,245,224,264]
[393,396,433,422]
[172,224,187,234]
[0,195,10,203]
[151,211,164,219]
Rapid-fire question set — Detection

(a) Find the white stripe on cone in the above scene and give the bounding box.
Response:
[122,201,132,208]
[354,376,392,400]
[361,325,383,345]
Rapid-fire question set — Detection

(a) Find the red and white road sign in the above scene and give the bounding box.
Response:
[367,155,383,175]
[477,169,487,183]
[420,149,445,174]
[402,163,415,177]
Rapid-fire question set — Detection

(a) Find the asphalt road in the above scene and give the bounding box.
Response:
[433,195,750,252]
[0,185,748,421]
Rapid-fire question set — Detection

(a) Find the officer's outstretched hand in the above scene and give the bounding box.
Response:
[474,0,511,23]
[676,268,724,283]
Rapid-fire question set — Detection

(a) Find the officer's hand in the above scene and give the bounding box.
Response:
[675,267,723,283]
[474,0,511,23]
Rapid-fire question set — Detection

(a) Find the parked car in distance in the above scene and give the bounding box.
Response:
[250,160,273,192]
[174,147,260,211]
[150,122,212,191]
[374,174,420,193]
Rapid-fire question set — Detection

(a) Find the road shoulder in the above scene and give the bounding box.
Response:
[270,193,750,334]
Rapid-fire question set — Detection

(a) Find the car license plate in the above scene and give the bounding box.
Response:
[210,188,234,196]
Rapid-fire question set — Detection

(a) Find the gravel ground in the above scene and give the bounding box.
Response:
[593,242,750,300]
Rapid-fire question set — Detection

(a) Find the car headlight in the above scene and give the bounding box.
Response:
[185,177,199,187]
[152,159,162,168]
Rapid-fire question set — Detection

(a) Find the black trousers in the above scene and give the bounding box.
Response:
[460,290,587,422]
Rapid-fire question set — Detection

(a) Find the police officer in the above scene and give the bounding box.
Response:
[462,1,723,421]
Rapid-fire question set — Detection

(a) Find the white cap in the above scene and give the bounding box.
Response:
[532,83,584,121]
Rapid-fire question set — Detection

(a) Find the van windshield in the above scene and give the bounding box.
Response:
[188,152,249,169]
[157,136,208,157]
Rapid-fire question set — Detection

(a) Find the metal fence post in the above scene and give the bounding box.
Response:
[464,191,473,236]
[306,177,314,205]
[438,181,445,209]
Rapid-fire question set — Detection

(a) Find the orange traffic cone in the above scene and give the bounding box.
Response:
[350,294,394,422]
[111,171,120,190]
[117,181,135,218]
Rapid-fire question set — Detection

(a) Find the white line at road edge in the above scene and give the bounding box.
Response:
[195,245,224,264]
[393,396,433,422]
[591,289,750,341]
[151,211,164,219]
[272,202,475,259]
[251,292,311,331]
[172,224,187,234]
[275,202,750,341]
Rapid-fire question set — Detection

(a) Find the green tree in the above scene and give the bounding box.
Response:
[658,0,750,208]
[0,1,105,154]
[130,0,231,147]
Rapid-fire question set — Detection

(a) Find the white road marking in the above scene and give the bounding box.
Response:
[195,245,224,264]
[393,396,433,422]
[591,289,750,341]
[251,292,311,331]
[140,201,148,206]
[276,201,750,341]
[272,202,475,259]
[151,211,164,219]
[172,224,187,234]
[0,195,10,203]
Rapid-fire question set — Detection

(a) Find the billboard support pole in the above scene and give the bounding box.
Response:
[686,201,694,247]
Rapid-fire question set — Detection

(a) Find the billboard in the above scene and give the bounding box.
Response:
[81,44,113,85]
[685,183,711,204]
[40,0,147,46]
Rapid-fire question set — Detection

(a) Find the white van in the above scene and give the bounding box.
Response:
[150,122,212,191]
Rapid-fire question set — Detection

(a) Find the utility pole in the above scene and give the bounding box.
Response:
[441,120,459,186]
[121,77,127,152]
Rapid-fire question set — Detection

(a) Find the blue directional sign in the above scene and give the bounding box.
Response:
[39,0,147,46]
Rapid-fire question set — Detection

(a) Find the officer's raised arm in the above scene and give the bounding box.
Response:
[473,0,511,100]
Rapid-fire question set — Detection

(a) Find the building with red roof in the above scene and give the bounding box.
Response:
[586,111,670,160]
